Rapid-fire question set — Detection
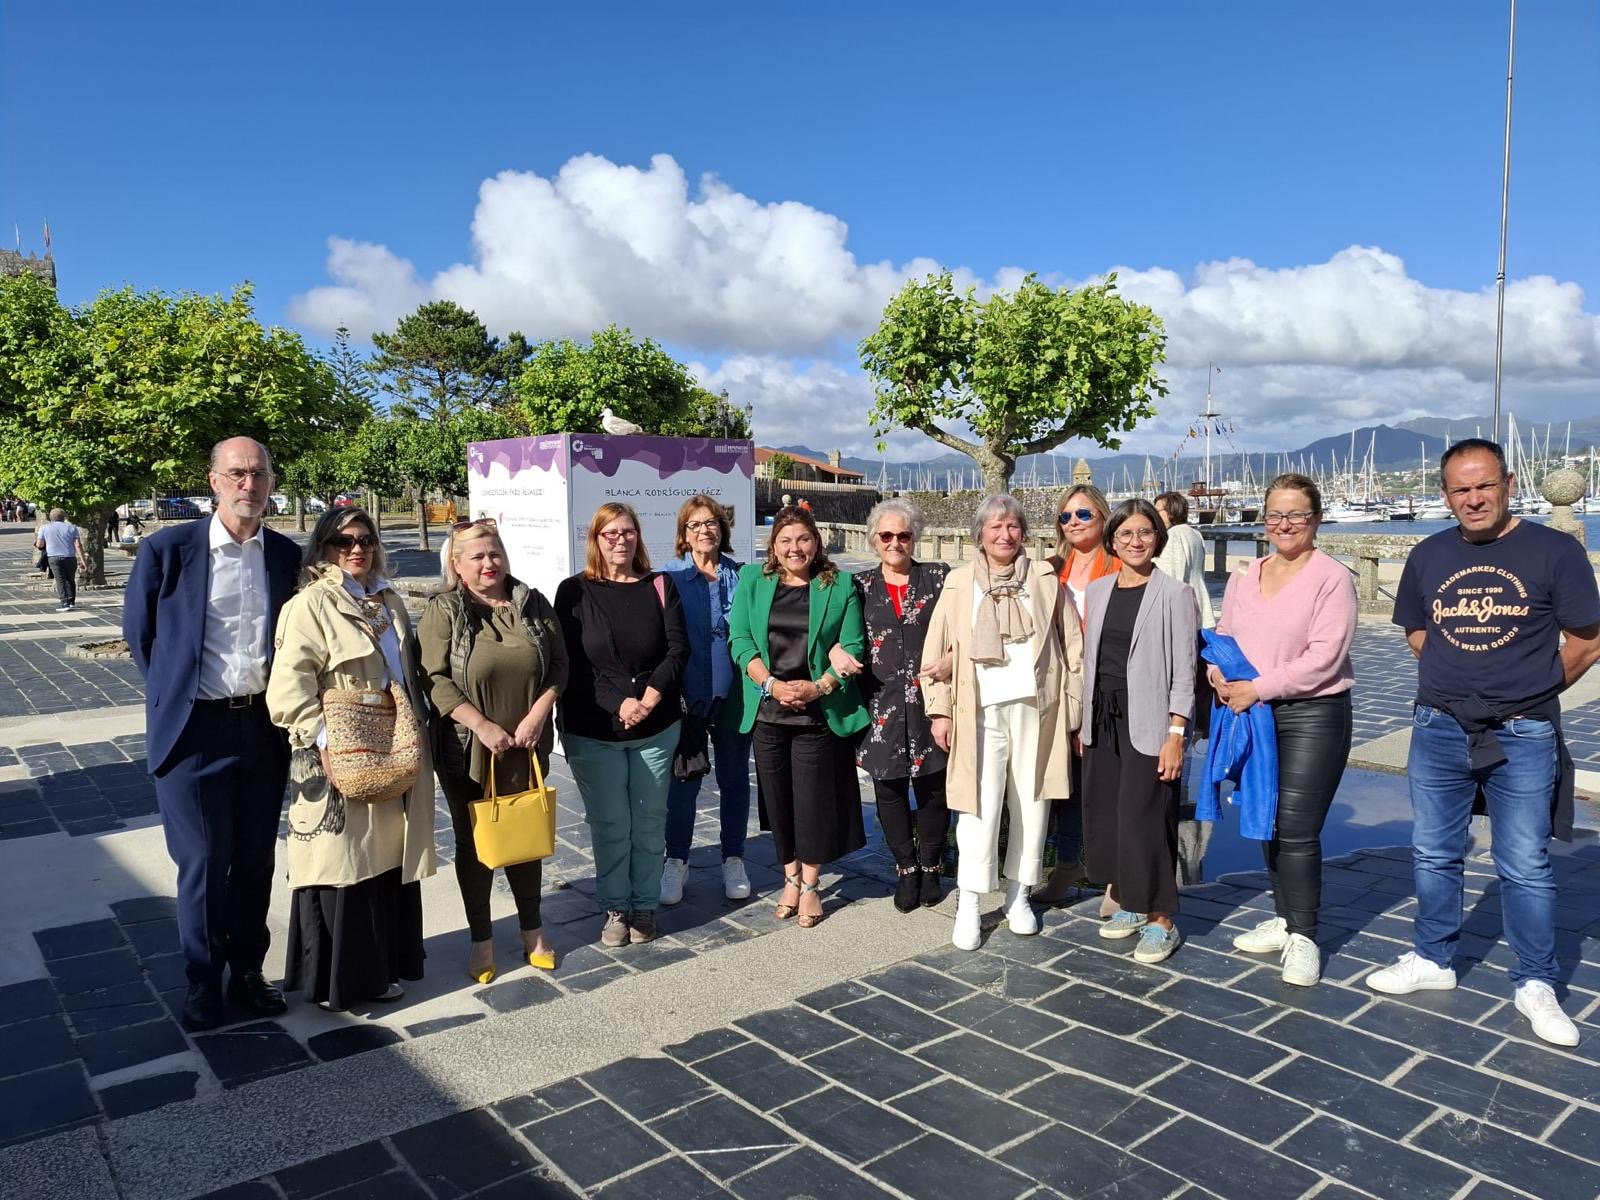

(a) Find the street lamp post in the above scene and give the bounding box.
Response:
[1492,0,1516,447]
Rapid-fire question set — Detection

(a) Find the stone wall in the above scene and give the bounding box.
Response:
[0,250,56,287]
[895,488,1071,535]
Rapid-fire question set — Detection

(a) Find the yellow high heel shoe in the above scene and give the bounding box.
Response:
[468,942,497,986]
[526,948,556,971]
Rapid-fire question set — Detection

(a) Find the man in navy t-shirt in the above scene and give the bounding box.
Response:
[1367,439,1600,1047]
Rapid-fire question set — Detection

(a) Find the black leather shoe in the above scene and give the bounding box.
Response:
[181,981,225,1031]
[227,970,288,1017]
[919,864,944,908]
[893,867,921,913]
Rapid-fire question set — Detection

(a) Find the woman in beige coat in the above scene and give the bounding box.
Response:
[268,508,436,1010]
[922,494,1083,951]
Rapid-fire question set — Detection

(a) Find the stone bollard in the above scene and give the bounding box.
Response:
[1543,468,1586,547]
[1357,553,1381,608]
[1211,536,1228,578]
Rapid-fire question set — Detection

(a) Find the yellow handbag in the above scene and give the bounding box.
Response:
[469,751,557,869]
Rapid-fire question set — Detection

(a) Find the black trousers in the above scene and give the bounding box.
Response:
[440,763,544,942]
[873,771,949,868]
[152,699,289,986]
[1082,683,1180,916]
[753,720,865,866]
[48,557,77,606]
[1264,692,1353,939]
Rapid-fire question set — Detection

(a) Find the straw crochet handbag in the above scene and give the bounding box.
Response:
[322,594,422,805]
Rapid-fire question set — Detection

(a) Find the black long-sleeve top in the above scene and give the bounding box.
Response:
[554,572,689,742]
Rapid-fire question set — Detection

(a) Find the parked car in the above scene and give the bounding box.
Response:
[156,497,203,520]
[185,495,214,514]
[305,496,328,512]
[332,493,360,508]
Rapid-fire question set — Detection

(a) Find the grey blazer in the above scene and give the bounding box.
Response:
[1080,569,1199,756]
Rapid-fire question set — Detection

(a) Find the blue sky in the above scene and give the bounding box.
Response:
[4,1,1597,457]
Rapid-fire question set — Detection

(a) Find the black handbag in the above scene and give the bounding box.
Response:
[673,711,711,783]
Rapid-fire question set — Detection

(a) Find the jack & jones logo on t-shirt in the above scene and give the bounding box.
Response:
[1429,565,1532,651]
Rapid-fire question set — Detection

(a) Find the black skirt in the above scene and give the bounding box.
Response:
[754,722,865,866]
[284,867,425,1010]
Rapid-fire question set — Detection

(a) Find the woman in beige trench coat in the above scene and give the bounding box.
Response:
[268,508,436,1010]
[921,494,1083,951]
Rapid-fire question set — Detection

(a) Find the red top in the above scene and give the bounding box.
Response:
[885,580,908,618]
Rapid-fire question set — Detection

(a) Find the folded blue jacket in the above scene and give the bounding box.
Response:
[1197,630,1279,841]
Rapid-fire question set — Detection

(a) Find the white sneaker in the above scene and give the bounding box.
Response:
[722,857,752,900]
[659,857,687,906]
[952,889,982,951]
[1366,951,1456,995]
[1233,916,1289,955]
[1280,933,1322,987]
[1005,880,1039,936]
[1514,980,1579,1047]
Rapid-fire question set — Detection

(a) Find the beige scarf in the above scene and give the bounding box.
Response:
[971,553,1035,665]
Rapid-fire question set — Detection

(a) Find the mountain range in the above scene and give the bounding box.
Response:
[777,414,1600,491]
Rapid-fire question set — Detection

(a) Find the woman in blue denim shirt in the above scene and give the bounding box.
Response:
[660,495,755,904]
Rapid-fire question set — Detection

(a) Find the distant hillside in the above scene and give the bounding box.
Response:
[1397,414,1600,450]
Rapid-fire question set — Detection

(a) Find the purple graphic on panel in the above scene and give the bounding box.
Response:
[468,436,568,480]
[569,436,754,480]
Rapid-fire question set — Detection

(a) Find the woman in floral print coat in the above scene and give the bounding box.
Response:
[848,499,952,912]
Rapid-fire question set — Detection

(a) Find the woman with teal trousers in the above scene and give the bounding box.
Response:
[728,506,869,928]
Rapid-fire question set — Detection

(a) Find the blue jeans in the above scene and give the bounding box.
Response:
[565,723,679,913]
[1407,704,1559,985]
[664,707,752,862]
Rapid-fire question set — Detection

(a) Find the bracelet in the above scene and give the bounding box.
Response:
[1167,725,1186,736]
[759,678,774,702]
[815,675,835,696]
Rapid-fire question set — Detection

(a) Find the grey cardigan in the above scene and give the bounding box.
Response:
[1080,569,1199,756]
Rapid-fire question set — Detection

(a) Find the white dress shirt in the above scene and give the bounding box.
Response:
[970,578,1036,706]
[198,514,270,699]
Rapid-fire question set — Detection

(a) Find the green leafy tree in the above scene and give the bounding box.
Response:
[369,301,529,421]
[766,452,796,481]
[0,275,339,582]
[515,325,751,437]
[278,327,378,528]
[860,271,1167,493]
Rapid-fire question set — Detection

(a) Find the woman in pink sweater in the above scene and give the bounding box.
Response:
[1211,473,1356,987]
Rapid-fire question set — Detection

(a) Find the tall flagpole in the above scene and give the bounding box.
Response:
[1491,0,1516,447]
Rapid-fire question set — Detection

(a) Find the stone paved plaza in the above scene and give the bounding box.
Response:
[2,521,1598,1200]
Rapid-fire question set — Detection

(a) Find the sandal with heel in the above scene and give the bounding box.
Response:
[774,872,803,920]
[797,881,825,929]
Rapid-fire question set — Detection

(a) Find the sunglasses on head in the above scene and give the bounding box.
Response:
[1058,508,1096,524]
[327,533,378,551]
[876,531,914,545]
[452,516,497,532]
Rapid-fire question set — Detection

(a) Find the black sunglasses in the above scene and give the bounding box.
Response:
[1057,508,1096,524]
[327,533,378,551]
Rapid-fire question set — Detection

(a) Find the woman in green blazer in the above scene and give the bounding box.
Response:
[728,506,869,928]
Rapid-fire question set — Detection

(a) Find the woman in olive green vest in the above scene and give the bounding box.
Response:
[727,506,869,928]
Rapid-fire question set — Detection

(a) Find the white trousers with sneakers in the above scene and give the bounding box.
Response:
[956,698,1048,893]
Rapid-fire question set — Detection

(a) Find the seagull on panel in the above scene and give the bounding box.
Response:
[600,407,643,436]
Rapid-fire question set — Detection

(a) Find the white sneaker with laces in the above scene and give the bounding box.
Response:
[1365,951,1456,995]
[1514,980,1579,1047]
[1004,880,1039,936]
[1280,933,1322,987]
[1232,916,1289,955]
[722,857,752,900]
[659,857,687,906]
[952,889,982,950]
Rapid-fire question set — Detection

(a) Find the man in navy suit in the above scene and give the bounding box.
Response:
[124,436,301,1030]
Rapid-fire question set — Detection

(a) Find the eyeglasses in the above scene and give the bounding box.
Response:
[1264,511,1314,527]
[598,529,638,543]
[452,516,497,532]
[1113,528,1157,546]
[876,531,914,545]
[1058,508,1097,525]
[327,533,378,551]
[217,468,273,485]
[685,519,720,533]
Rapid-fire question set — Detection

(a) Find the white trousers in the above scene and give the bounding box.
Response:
[955,698,1048,893]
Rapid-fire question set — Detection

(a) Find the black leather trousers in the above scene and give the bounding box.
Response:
[1265,692,1353,939]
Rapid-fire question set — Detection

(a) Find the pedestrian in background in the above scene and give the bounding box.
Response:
[1214,474,1356,987]
[555,503,688,948]
[1079,499,1197,965]
[36,507,88,611]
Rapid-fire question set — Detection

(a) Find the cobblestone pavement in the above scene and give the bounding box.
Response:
[3,522,1599,1199]
[196,844,1600,1200]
